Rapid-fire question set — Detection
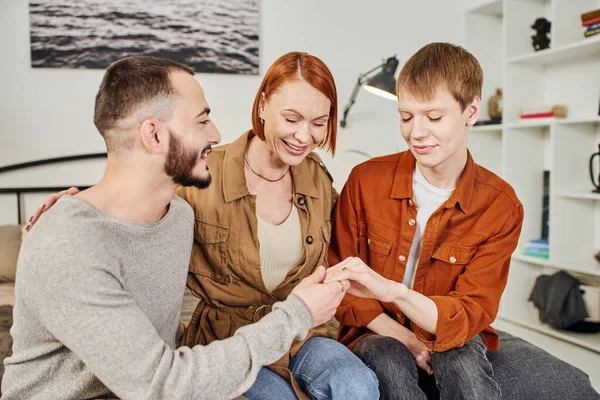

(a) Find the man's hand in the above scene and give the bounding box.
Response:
[27,187,79,231]
[291,266,350,327]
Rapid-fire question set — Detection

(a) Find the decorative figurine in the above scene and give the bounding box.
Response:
[488,88,503,121]
[531,18,551,51]
[590,143,600,193]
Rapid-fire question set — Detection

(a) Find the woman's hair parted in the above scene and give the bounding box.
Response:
[251,52,338,155]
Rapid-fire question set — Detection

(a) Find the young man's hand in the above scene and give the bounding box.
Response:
[402,331,433,374]
[27,187,79,231]
[324,257,407,303]
[368,313,433,374]
[291,266,349,328]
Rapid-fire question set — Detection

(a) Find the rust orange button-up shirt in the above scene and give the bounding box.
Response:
[329,150,524,352]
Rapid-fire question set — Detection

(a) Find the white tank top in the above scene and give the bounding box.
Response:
[257,205,305,292]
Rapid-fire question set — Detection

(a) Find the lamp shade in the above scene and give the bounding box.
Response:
[364,56,399,101]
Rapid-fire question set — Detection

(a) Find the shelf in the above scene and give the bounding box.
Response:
[507,116,600,129]
[555,191,600,201]
[471,124,503,132]
[507,119,553,128]
[467,0,503,16]
[555,116,600,125]
[512,254,600,277]
[497,312,600,353]
[512,254,554,267]
[508,35,600,65]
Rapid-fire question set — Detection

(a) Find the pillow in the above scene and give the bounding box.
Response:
[0,225,22,282]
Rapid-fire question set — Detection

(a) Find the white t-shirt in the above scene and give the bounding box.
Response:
[403,166,454,289]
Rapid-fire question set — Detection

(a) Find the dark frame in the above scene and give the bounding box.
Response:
[0,153,107,224]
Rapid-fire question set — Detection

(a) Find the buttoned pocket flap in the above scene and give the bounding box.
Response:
[195,219,229,244]
[367,230,392,256]
[431,244,476,265]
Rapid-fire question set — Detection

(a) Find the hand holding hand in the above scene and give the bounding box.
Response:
[324,257,407,303]
[291,266,350,327]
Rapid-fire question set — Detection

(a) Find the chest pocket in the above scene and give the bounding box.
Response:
[190,218,230,283]
[366,229,392,273]
[431,244,476,266]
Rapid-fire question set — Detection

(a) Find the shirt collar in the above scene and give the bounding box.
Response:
[222,131,319,203]
[390,150,475,214]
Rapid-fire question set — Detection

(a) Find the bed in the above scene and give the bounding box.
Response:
[0,154,597,399]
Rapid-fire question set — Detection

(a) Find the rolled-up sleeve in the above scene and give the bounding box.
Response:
[412,205,524,352]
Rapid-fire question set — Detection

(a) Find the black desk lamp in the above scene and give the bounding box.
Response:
[340,56,399,127]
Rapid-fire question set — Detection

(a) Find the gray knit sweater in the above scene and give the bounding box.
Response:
[2,195,311,399]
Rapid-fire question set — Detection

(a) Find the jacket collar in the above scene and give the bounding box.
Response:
[390,150,475,214]
[222,131,319,203]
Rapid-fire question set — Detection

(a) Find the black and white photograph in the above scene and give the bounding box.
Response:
[29,0,260,74]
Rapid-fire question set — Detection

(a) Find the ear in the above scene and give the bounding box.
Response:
[258,92,266,119]
[139,119,168,154]
[465,96,481,127]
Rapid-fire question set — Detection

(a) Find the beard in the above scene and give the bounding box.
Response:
[164,132,212,189]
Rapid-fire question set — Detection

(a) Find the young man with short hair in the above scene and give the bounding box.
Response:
[329,42,523,399]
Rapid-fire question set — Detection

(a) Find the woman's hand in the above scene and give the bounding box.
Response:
[27,187,79,231]
[324,257,407,303]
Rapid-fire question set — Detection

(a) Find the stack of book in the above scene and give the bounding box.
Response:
[582,8,600,38]
[523,238,549,259]
[519,105,567,120]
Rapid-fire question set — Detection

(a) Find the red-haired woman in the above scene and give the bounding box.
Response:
[175,52,378,399]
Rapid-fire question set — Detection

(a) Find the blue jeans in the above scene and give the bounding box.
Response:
[244,337,380,400]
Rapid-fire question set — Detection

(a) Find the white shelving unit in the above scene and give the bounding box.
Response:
[464,0,600,371]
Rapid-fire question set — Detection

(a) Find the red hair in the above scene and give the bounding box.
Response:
[251,52,338,155]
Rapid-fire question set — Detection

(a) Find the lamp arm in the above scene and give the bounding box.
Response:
[340,64,384,128]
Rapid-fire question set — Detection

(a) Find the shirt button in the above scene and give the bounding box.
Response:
[306,236,314,244]
[399,255,406,262]
[408,219,416,226]
[298,197,306,206]
[408,199,413,206]
[449,256,457,263]
[367,238,371,245]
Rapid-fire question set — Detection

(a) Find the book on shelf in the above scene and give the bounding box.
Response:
[581,8,600,22]
[585,22,600,31]
[519,105,566,120]
[523,251,550,259]
[474,118,502,126]
[520,112,554,119]
[522,171,551,260]
[542,170,549,240]
[582,15,600,26]
[523,238,550,259]
[584,28,600,38]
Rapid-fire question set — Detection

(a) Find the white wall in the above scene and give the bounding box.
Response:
[0,0,465,224]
